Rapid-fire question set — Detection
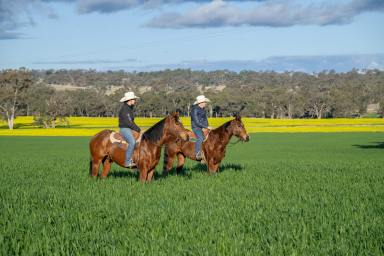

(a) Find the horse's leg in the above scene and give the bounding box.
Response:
[90,158,102,177]
[163,151,176,176]
[100,159,112,178]
[207,158,219,174]
[211,163,220,173]
[146,168,155,182]
[139,169,148,183]
[175,154,185,175]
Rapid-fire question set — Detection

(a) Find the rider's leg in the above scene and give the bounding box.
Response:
[193,128,204,160]
[120,128,136,166]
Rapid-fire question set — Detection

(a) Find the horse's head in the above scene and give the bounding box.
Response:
[164,111,189,142]
[228,115,250,142]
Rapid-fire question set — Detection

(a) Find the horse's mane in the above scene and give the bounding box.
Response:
[142,117,166,143]
[214,119,232,132]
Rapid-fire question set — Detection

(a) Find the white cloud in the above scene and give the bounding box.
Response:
[146,0,384,28]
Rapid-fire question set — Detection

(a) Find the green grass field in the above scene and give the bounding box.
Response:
[0,133,383,255]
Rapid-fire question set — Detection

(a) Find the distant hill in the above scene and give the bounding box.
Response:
[119,54,384,73]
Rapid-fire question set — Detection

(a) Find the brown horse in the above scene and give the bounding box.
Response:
[89,112,189,182]
[163,115,250,175]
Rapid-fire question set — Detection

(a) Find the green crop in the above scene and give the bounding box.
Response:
[0,133,383,255]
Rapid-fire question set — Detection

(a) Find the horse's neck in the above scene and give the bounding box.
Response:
[135,138,162,161]
[211,124,233,147]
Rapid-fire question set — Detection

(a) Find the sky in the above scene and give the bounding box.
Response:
[0,0,383,71]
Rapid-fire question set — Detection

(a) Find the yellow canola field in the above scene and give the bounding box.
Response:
[1,116,384,136]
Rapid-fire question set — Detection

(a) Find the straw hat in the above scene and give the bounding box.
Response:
[193,95,211,105]
[119,92,139,102]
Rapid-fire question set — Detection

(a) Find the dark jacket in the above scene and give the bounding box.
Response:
[118,104,141,132]
[191,105,208,130]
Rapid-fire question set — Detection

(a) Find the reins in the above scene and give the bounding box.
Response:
[229,137,242,145]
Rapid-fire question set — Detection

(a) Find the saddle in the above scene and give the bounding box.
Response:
[109,131,141,146]
[109,131,128,144]
[187,129,210,142]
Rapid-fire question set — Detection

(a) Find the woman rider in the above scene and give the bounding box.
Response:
[190,95,212,160]
[119,91,141,167]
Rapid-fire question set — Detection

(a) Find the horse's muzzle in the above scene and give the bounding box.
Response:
[243,135,250,142]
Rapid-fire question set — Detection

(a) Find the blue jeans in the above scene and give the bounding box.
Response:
[120,128,136,166]
[193,128,204,155]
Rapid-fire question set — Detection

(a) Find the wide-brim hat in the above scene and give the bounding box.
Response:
[193,95,211,105]
[120,92,140,102]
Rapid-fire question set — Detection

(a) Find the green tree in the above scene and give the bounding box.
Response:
[0,69,33,129]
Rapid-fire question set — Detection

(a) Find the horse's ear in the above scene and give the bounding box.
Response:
[171,111,179,118]
[232,112,241,120]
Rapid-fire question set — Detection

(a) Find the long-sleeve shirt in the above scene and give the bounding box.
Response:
[118,104,141,132]
[190,105,208,130]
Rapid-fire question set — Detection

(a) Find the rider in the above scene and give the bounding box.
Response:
[119,91,141,167]
[190,95,212,160]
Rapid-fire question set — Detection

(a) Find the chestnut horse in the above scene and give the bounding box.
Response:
[163,115,250,174]
[89,112,189,182]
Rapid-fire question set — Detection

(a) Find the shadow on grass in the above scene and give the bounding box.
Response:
[353,142,384,149]
[189,162,245,173]
[164,163,244,175]
[107,162,244,181]
[109,169,138,179]
[109,169,166,180]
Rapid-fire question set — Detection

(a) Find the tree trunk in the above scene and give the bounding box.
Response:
[7,115,14,130]
[7,88,18,130]
[52,117,56,128]
[313,103,322,119]
[315,103,326,119]
[288,103,292,119]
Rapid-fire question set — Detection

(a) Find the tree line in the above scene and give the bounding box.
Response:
[1,68,383,129]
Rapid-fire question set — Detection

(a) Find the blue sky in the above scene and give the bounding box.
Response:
[0,0,383,71]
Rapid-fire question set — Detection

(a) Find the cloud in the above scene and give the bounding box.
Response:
[146,0,384,28]
[77,0,141,14]
[75,0,259,14]
[1,0,383,39]
[34,58,138,64]
[0,0,257,39]
[0,0,58,40]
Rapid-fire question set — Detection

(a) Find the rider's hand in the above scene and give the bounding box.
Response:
[207,126,213,130]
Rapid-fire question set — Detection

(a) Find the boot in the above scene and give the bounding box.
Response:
[125,159,137,168]
[195,151,203,161]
